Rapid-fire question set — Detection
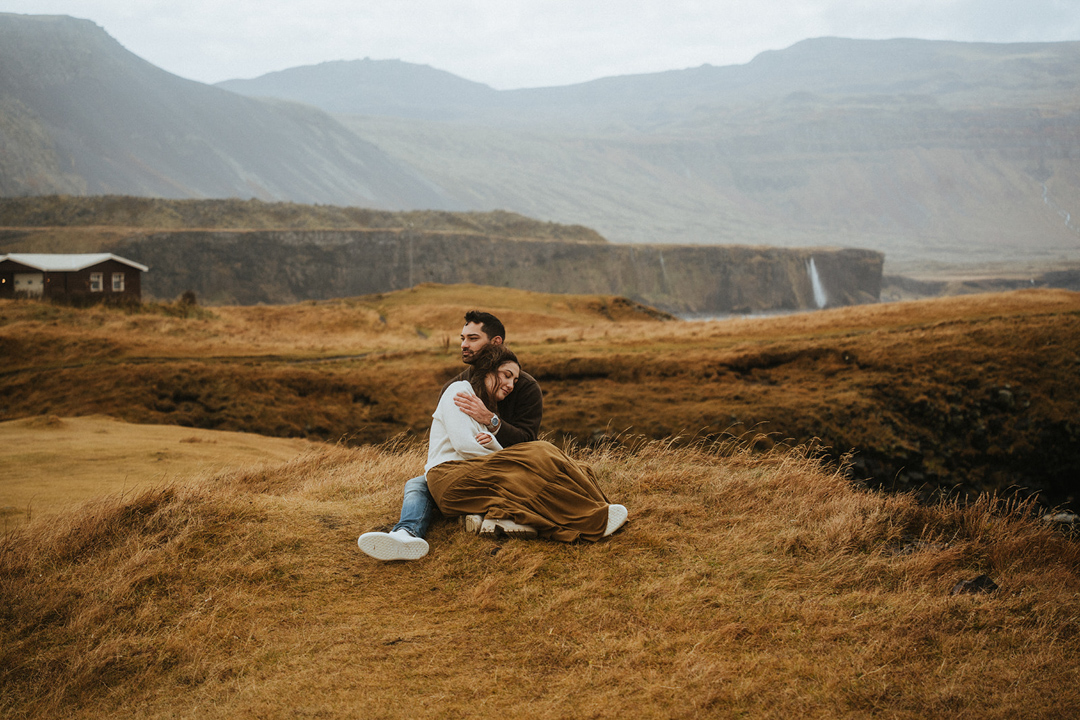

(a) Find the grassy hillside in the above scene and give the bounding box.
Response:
[0,415,315,530]
[2,285,1078,507]
[0,284,674,444]
[0,195,608,243]
[2,434,1078,718]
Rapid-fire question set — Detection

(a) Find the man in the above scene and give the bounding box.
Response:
[357,310,544,561]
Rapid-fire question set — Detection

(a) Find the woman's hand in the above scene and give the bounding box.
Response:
[475,432,495,446]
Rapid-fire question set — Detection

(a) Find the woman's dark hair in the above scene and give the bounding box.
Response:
[464,310,506,343]
[469,344,520,410]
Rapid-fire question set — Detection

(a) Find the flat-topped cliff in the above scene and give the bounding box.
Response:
[0,197,882,311]
[108,229,882,312]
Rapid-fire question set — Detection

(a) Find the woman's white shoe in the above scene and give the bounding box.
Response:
[604,504,628,537]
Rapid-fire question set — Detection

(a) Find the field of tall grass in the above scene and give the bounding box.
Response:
[2,284,1078,504]
[2,285,1080,717]
[2,433,1078,718]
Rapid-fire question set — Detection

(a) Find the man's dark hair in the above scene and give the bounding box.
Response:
[464,310,506,342]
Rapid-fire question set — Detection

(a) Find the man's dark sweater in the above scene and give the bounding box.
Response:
[443,368,543,447]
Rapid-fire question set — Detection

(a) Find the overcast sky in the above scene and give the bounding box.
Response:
[4,1,1079,88]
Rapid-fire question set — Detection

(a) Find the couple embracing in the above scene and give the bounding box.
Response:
[358,310,628,561]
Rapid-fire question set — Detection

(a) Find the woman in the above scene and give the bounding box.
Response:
[425,344,628,543]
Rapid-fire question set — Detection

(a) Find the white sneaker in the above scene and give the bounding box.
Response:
[604,504,628,537]
[464,514,485,534]
[479,517,538,538]
[357,529,429,561]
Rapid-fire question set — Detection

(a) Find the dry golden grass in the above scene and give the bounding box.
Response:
[0,415,315,530]
[0,283,670,363]
[2,434,1077,719]
[0,196,608,243]
[2,285,1078,504]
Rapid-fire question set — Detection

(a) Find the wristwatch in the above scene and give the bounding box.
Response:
[489,415,500,432]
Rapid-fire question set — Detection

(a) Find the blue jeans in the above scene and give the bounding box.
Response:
[392,475,440,538]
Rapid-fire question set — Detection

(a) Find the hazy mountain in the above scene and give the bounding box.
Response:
[223,38,1080,272]
[219,38,1080,127]
[0,13,457,210]
[216,59,500,121]
[3,12,1078,274]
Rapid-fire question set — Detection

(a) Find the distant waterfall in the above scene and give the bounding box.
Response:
[658,250,670,292]
[807,257,828,309]
[1042,183,1078,233]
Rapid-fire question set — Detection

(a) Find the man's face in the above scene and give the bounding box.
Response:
[460,321,500,364]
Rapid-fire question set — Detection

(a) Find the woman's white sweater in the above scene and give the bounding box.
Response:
[424,380,503,474]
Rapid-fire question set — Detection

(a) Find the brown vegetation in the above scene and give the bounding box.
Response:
[2,436,1078,718]
[0,415,314,529]
[1,285,1077,507]
[0,195,608,243]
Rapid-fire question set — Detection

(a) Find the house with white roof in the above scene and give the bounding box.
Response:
[0,253,149,302]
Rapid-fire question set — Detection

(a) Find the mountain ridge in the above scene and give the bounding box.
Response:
[0,13,457,210]
[217,34,1080,272]
[217,58,499,121]
[217,36,1080,124]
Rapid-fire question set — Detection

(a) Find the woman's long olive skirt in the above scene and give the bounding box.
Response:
[426,440,611,542]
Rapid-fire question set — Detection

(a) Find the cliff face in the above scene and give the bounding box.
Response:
[116,230,882,312]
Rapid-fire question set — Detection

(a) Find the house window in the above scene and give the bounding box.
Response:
[90,273,103,292]
[112,272,125,292]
